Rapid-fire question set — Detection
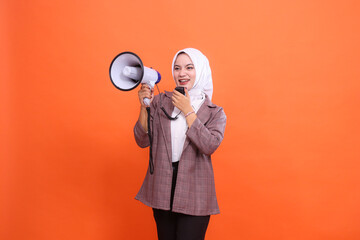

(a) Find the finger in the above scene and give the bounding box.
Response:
[172,94,181,101]
[173,90,180,96]
[173,90,184,98]
[172,95,178,102]
[184,87,189,95]
[172,101,178,107]
[140,91,151,99]
[140,87,151,94]
[141,84,150,90]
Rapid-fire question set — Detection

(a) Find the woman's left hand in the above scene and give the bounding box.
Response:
[172,88,193,114]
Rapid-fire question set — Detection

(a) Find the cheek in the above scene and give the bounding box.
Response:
[191,72,196,83]
[189,76,196,88]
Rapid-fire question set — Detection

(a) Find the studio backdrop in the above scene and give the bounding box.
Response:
[1,0,360,239]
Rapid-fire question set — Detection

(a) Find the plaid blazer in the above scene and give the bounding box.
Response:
[134,91,226,216]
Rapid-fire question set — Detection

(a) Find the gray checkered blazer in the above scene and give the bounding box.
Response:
[134,91,226,216]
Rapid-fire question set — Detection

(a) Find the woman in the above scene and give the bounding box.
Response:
[134,48,226,240]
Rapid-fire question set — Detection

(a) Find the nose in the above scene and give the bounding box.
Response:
[179,68,186,77]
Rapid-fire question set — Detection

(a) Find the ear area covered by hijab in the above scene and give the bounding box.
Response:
[171,48,214,100]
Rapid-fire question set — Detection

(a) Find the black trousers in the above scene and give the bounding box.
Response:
[152,162,210,240]
[153,209,210,240]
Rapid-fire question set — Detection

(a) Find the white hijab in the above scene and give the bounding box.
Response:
[170,48,214,162]
[171,48,214,100]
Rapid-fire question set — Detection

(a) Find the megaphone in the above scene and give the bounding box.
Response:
[109,52,161,105]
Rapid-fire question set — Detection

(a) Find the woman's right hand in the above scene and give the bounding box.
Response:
[138,84,154,107]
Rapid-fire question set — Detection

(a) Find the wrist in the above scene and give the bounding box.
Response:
[140,105,148,114]
[183,106,193,114]
[185,110,195,118]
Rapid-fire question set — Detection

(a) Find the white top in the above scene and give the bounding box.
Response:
[171,92,205,162]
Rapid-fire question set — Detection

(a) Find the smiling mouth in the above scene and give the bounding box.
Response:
[179,79,190,83]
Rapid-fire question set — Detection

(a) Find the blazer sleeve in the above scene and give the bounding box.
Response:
[186,107,227,155]
[133,94,161,148]
[134,120,150,148]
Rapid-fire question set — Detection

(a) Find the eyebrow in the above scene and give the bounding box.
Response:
[174,63,194,67]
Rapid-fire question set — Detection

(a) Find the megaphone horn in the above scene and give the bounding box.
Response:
[109,52,161,105]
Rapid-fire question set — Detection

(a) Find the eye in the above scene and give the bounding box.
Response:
[174,66,180,71]
[187,66,194,70]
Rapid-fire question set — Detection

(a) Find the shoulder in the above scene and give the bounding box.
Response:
[195,95,226,127]
[151,92,169,107]
[204,96,227,126]
[149,91,173,114]
[154,91,172,101]
[204,95,226,116]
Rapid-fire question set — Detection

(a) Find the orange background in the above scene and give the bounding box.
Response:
[1,0,360,239]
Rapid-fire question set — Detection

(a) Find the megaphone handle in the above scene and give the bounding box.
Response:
[143,97,151,106]
[142,82,154,106]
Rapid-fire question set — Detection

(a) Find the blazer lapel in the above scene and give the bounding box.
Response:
[158,91,174,164]
[182,95,214,151]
